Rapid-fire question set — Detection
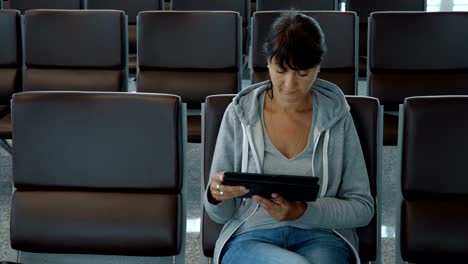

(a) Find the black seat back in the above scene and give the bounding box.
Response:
[347,0,425,76]
[0,10,21,141]
[347,96,381,262]
[137,11,241,142]
[400,96,468,262]
[201,94,235,257]
[11,92,185,260]
[9,0,84,12]
[257,0,337,11]
[23,10,128,92]
[0,10,21,105]
[86,0,164,73]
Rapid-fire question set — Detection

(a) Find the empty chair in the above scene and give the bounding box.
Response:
[346,0,425,77]
[23,10,128,91]
[251,11,358,95]
[171,0,249,56]
[8,91,186,264]
[398,96,468,263]
[368,11,468,145]
[0,10,21,154]
[200,95,382,263]
[9,0,84,12]
[87,0,164,75]
[137,11,241,143]
[257,0,337,11]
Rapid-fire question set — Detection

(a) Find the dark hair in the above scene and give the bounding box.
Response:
[264,12,326,71]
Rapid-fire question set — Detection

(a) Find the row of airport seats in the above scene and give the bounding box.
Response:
[1,92,468,264]
[0,0,340,13]
[0,0,340,12]
[1,9,467,146]
[0,9,242,146]
[0,0,427,76]
[0,9,354,147]
[0,0,338,72]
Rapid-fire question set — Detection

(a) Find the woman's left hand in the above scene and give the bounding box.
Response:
[253,193,307,221]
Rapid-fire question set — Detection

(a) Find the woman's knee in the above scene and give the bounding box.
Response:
[300,244,353,264]
[222,241,311,264]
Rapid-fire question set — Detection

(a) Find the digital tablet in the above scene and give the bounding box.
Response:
[223,172,320,202]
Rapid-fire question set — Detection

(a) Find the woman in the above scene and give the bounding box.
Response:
[203,12,374,264]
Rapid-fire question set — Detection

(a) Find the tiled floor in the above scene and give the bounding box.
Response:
[0,147,12,262]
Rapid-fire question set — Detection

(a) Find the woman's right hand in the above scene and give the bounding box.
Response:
[208,172,249,204]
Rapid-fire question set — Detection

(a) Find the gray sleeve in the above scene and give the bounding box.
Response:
[203,103,241,224]
[297,114,374,229]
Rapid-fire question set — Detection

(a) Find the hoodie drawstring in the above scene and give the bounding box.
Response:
[241,124,249,172]
[312,129,330,198]
[320,129,330,197]
[241,123,261,173]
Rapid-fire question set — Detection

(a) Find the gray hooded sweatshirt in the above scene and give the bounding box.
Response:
[203,79,374,263]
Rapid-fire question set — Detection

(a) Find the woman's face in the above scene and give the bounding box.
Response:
[267,59,320,103]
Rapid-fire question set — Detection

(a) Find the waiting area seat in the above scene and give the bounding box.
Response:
[0,9,21,154]
[8,0,84,12]
[256,0,338,11]
[200,94,382,263]
[346,0,425,77]
[137,11,241,143]
[87,0,164,75]
[397,96,468,263]
[8,91,186,264]
[23,10,128,92]
[251,11,358,95]
[368,11,468,145]
[171,0,249,57]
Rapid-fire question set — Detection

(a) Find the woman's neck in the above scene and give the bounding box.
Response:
[267,89,313,114]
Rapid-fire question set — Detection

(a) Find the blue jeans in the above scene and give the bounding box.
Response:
[220,226,354,264]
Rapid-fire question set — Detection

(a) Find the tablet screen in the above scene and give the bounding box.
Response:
[223,172,320,202]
